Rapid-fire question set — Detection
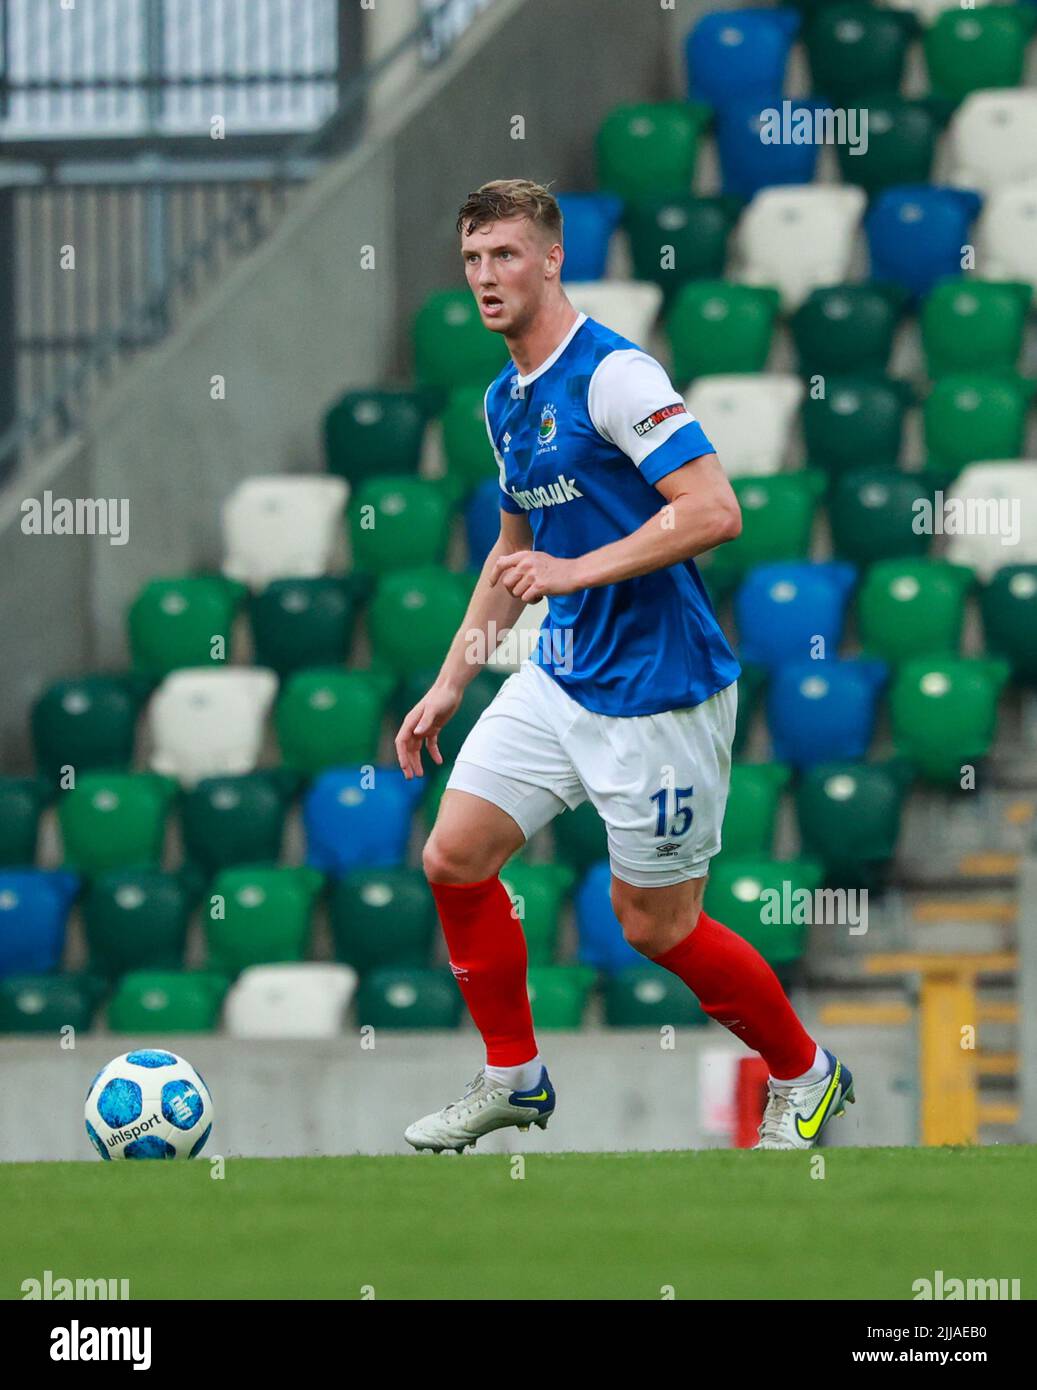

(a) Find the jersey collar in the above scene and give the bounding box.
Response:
[514,311,587,390]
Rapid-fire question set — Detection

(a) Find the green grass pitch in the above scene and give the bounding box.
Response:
[7,1147,1036,1300]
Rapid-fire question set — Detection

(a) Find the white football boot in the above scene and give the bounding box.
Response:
[753,1048,855,1150]
[404,1066,555,1153]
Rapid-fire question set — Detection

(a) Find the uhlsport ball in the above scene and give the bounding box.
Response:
[84,1049,213,1160]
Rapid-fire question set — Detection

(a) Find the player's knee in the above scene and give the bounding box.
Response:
[422,833,495,886]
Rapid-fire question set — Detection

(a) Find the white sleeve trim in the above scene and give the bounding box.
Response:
[587,348,702,469]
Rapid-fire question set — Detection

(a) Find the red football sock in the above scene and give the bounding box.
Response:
[653,910,816,1080]
[429,875,538,1067]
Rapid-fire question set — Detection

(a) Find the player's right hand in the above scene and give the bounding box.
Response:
[394,682,463,779]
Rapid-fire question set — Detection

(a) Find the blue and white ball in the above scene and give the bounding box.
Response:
[84,1050,213,1160]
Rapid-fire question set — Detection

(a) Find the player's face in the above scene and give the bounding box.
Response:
[461,216,559,335]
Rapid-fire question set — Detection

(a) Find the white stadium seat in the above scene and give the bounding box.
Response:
[147,668,278,787]
[977,179,1037,291]
[565,281,663,346]
[942,461,1037,580]
[486,597,551,673]
[222,474,349,589]
[878,0,1002,24]
[735,185,866,311]
[224,963,358,1039]
[948,92,1037,195]
[684,375,804,478]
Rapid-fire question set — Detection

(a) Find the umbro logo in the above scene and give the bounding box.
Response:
[655,841,680,858]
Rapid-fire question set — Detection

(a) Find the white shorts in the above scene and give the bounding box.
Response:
[445,661,737,888]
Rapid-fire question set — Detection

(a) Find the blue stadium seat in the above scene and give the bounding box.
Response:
[303,767,423,874]
[685,8,801,109]
[715,97,827,198]
[735,561,857,668]
[766,658,887,767]
[465,477,502,572]
[865,186,983,301]
[0,869,79,977]
[574,861,642,974]
[556,193,624,281]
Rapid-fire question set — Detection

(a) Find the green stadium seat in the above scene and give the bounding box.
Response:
[58,772,176,876]
[441,385,498,498]
[499,861,576,967]
[805,4,915,104]
[795,759,912,889]
[323,387,428,484]
[923,374,1033,476]
[791,283,907,378]
[596,100,711,201]
[354,967,464,1030]
[368,568,476,676]
[979,566,1037,686]
[921,279,1032,380]
[413,290,510,395]
[890,656,1011,784]
[722,763,791,858]
[421,762,454,830]
[623,194,740,300]
[180,770,296,875]
[705,473,825,591]
[836,95,939,195]
[829,467,934,567]
[704,856,824,967]
[205,866,323,976]
[83,867,197,979]
[802,374,908,476]
[275,669,388,774]
[394,668,506,765]
[857,559,973,664]
[329,867,437,972]
[107,969,228,1033]
[527,965,596,1029]
[0,973,104,1034]
[667,281,781,383]
[31,674,147,782]
[733,662,767,758]
[925,5,1037,103]
[348,476,453,574]
[249,577,363,677]
[128,576,245,676]
[604,965,708,1027]
[0,777,50,866]
[553,799,609,874]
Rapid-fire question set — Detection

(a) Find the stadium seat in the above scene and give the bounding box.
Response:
[0,869,78,976]
[107,970,228,1033]
[704,856,824,967]
[354,967,465,1030]
[484,598,550,674]
[303,767,423,874]
[556,192,624,281]
[575,862,644,974]
[441,385,497,498]
[180,770,295,875]
[499,861,576,967]
[128,575,245,676]
[766,659,887,767]
[732,661,768,757]
[668,281,780,381]
[394,668,506,764]
[348,476,453,574]
[836,97,940,197]
[420,763,453,832]
[920,278,1032,379]
[275,668,389,774]
[329,867,437,972]
[857,559,973,663]
[0,974,101,1034]
[804,3,916,103]
[465,477,501,571]
[735,562,857,668]
[890,655,1010,782]
[147,668,278,787]
[0,777,49,867]
[948,91,1037,195]
[553,800,609,875]
[564,281,663,346]
[795,760,911,889]
[412,289,510,394]
[224,963,357,1039]
[58,773,175,875]
[31,674,146,783]
[83,867,196,979]
[865,186,982,301]
[323,387,428,484]
[623,195,740,300]
[715,97,827,199]
[604,966,708,1027]
[942,461,1037,579]
[249,576,362,677]
[735,185,866,311]
[828,468,934,567]
[923,375,1033,476]
[721,762,791,858]
[881,0,1019,24]
[791,283,907,378]
[704,472,825,590]
[925,5,1037,102]
[977,177,1037,291]
[684,374,803,476]
[685,7,800,108]
[222,475,349,590]
[980,565,1037,684]
[205,866,323,976]
[527,965,597,1030]
[595,101,711,201]
[368,568,475,676]
[802,374,908,476]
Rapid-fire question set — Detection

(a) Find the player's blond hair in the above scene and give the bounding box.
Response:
[456,179,563,244]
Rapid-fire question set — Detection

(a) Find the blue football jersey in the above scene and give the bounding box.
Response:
[485,311,741,717]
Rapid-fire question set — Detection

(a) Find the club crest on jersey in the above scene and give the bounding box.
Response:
[537,403,558,448]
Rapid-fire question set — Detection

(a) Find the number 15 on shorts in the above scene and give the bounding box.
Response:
[650,785,694,839]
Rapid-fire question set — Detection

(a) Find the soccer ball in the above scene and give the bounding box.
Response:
[84,1049,214,1160]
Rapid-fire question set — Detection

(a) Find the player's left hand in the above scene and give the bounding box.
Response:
[489,549,582,603]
